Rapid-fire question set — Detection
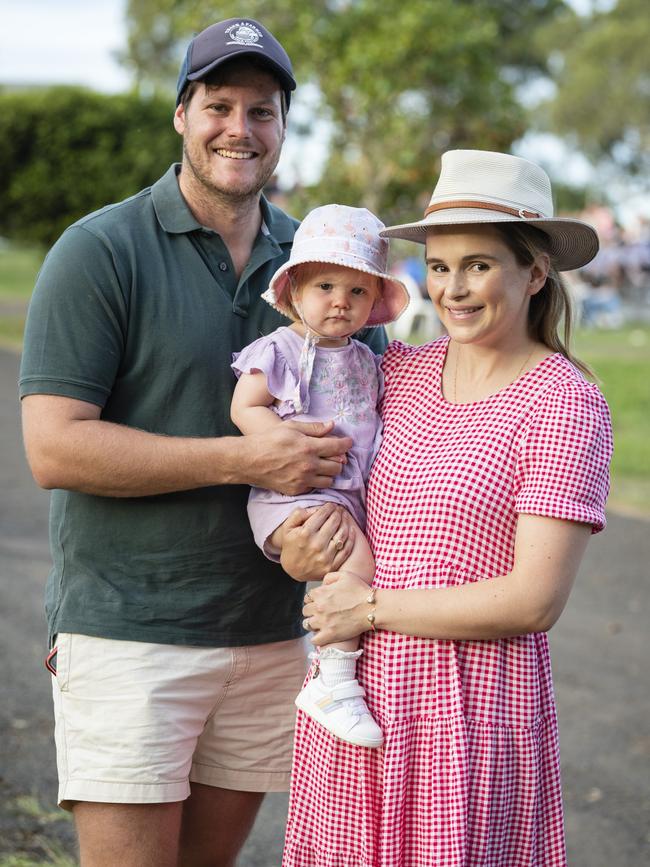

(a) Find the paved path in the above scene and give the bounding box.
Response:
[1,346,648,865]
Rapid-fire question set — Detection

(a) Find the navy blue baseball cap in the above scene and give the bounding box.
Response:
[176,18,296,108]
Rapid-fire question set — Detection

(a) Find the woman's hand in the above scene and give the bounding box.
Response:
[302,570,372,645]
[303,516,591,643]
[280,503,355,582]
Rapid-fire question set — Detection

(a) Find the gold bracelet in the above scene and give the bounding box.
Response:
[366,587,377,632]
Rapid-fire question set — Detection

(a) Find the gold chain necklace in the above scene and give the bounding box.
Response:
[453,344,534,404]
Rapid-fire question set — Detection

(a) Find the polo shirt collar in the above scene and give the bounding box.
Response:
[259,195,296,246]
[152,163,296,247]
[151,164,202,234]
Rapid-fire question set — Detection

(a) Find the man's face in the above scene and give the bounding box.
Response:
[174,65,286,202]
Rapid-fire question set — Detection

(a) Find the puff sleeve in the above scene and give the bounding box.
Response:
[232,332,300,417]
[514,381,613,533]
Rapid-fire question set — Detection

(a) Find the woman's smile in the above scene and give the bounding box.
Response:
[445,304,484,319]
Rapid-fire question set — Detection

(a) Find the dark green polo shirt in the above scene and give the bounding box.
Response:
[20,164,388,647]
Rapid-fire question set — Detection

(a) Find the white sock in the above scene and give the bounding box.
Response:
[318,648,362,687]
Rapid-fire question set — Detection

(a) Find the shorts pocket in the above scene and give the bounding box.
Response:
[52,632,71,692]
[45,645,58,676]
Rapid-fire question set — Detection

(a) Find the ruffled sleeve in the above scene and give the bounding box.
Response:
[232,331,300,416]
[514,380,613,533]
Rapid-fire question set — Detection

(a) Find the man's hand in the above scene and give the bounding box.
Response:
[21,398,351,498]
[240,420,352,496]
[280,504,355,582]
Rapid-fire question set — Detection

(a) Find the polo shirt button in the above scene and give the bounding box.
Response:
[219,261,228,271]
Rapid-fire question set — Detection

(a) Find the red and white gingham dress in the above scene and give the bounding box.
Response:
[284,338,612,867]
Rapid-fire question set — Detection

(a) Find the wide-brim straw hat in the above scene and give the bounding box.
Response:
[381,149,599,271]
[263,204,410,327]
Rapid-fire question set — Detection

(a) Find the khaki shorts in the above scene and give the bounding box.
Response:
[50,632,309,808]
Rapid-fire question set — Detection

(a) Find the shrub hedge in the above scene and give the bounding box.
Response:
[0,87,180,246]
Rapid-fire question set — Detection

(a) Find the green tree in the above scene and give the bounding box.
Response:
[535,0,650,176]
[0,87,179,247]
[124,0,568,221]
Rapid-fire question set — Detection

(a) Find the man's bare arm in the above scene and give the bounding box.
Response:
[21,394,352,498]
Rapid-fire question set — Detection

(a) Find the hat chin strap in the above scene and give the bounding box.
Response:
[290,291,357,415]
[291,292,357,342]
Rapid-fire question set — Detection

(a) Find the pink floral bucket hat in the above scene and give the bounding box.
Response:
[262,204,410,327]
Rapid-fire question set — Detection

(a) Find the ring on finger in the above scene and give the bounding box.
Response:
[302,617,313,632]
[332,537,344,551]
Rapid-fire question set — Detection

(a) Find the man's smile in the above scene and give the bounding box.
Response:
[214,148,257,160]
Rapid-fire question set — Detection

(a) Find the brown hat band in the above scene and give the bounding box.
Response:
[424,200,542,219]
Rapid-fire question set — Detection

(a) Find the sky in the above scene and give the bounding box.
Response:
[0,0,645,224]
[0,0,130,93]
[0,0,328,186]
[0,0,605,94]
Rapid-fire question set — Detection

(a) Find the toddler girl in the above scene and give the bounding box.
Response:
[231,204,408,748]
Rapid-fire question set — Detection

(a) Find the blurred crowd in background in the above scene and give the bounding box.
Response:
[571,205,650,329]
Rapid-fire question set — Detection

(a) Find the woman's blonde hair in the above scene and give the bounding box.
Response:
[494,223,593,378]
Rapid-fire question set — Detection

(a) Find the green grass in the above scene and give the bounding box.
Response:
[0,316,28,349]
[0,851,76,867]
[0,243,43,349]
[576,327,649,477]
[574,326,650,518]
[1,796,75,867]
[0,243,44,300]
[8,796,66,825]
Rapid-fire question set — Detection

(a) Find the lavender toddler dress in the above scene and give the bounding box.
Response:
[232,326,383,560]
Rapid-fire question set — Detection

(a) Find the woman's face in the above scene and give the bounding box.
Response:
[425,224,548,348]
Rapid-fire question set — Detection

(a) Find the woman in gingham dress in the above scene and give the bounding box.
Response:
[284,151,613,867]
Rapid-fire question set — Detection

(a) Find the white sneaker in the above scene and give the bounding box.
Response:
[295,675,384,748]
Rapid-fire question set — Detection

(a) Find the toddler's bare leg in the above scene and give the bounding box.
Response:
[292,515,383,747]
[325,518,374,653]
[268,522,287,555]
[270,513,374,652]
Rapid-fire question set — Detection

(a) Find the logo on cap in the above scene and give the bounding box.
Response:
[225,21,263,46]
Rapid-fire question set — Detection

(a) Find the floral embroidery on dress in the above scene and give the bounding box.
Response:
[310,350,379,426]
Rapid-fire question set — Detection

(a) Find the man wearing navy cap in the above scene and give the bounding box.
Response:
[20,17,387,867]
